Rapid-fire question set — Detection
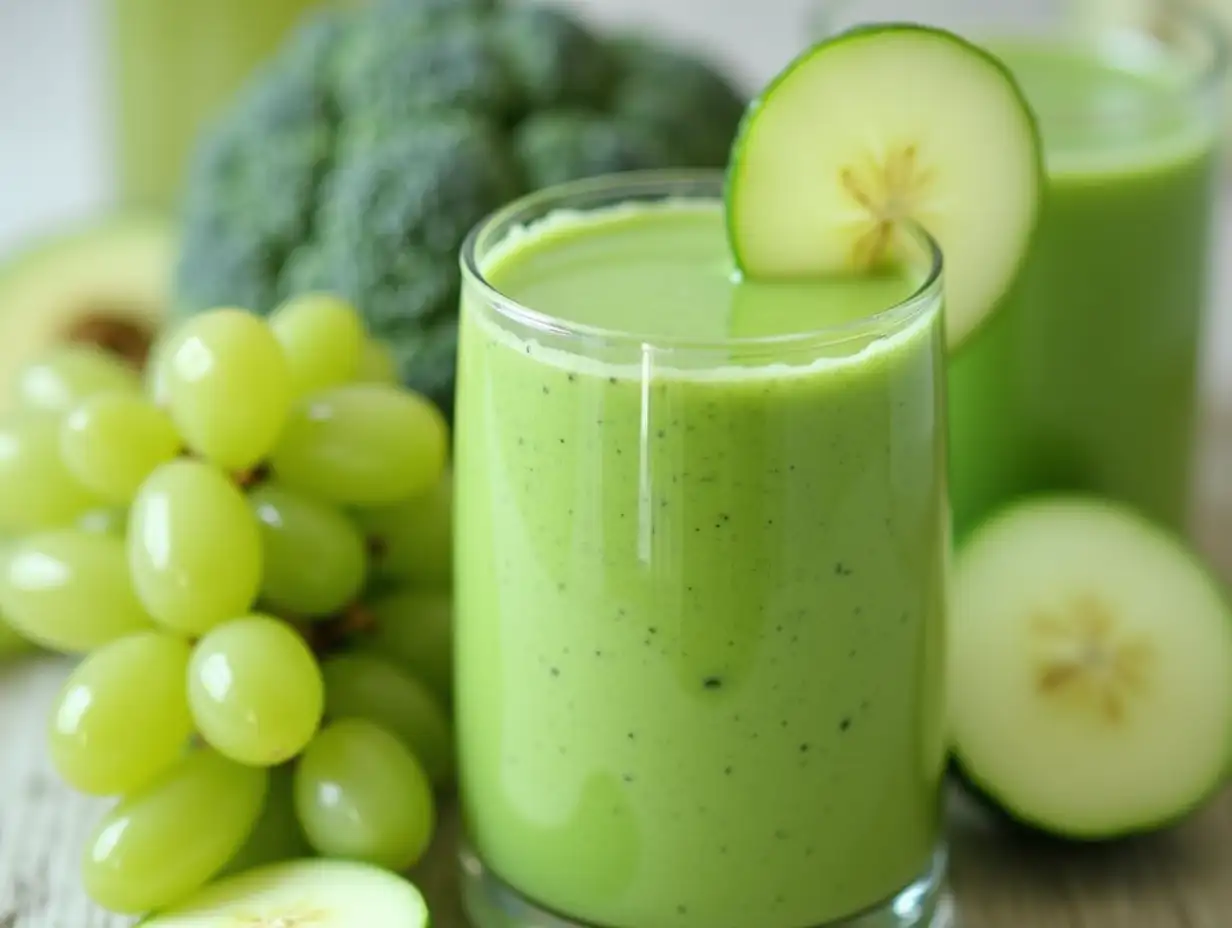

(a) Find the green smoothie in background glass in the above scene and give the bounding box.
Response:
[454,174,949,928]
[810,2,1225,538]
[106,0,322,210]
[949,20,1223,537]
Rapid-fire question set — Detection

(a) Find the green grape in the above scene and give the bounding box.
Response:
[0,615,33,662]
[269,293,365,396]
[49,630,193,796]
[270,385,448,507]
[294,719,435,871]
[0,539,27,661]
[128,459,262,635]
[354,339,398,384]
[0,412,100,533]
[188,614,324,767]
[82,747,268,915]
[220,764,310,876]
[248,484,367,619]
[321,653,454,786]
[0,529,152,653]
[364,590,454,707]
[16,345,140,415]
[145,333,171,407]
[61,393,181,504]
[157,308,291,471]
[354,471,453,589]
[77,507,127,537]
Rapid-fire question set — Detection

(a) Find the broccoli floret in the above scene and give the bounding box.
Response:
[611,37,746,167]
[284,116,516,409]
[493,6,616,111]
[269,6,354,84]
[177,66,336,314]
[175,0,749,418]
[321,115,520,259]
[327,243,462,411]
[514,111,668,189]
[335,14,518,123]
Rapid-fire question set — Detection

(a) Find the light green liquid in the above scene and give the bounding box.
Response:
[455,201,948,927]
[949,36,1219,537]
[107,0,323,210]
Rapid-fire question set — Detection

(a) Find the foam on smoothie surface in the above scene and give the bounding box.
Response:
[482,201,920,343]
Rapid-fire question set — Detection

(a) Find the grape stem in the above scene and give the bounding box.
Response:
[233,462,271,489]
[299,603,376,655]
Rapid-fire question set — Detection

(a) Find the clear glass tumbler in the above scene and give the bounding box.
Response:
[105,0,320,210]
[810,0,1226,541]
[453,172,953,928]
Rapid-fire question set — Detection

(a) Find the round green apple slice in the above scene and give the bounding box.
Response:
[139,859,430,927]
[950,497,1232,840]
[725,24,1043,350]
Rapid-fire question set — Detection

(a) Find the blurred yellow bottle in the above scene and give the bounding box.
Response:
[106,0,326,213]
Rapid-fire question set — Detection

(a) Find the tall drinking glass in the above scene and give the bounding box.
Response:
[105,0,321,211]
[812,0,1225,540]
[454,172,952,928]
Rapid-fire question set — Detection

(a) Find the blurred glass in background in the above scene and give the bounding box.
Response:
[809,0,1226,540]
[106,0,327,211]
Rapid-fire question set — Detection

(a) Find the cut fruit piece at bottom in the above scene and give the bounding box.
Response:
[949,496,1232,840]
[725,23,1043,351]
[138,858,430,927]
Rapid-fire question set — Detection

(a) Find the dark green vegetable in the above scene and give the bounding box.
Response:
[175,0,747,415]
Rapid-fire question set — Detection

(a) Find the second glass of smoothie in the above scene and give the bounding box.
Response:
[813,0,1225,539]
[454,172,951,928]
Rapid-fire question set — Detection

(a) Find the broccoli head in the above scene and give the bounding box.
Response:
[174,0,748,417]
[177,62,337,315]
[493,5,616,111]
[335,13,517,124]
[611,37,747,167]
[514,111,669,190]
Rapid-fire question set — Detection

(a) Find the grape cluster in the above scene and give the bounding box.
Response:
[0,296,455,917]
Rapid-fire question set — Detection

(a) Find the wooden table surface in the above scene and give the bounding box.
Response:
[4,210,1232,928]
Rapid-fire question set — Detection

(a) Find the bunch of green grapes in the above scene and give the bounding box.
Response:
[0,296,456,918]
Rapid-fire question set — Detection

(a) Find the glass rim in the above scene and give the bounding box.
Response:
[458,169,944,354]
[1076,2,1230,101]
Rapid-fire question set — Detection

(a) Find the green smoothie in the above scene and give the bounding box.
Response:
[107,0,321,210]
[949,37,1220,537]
[455,196,948,927]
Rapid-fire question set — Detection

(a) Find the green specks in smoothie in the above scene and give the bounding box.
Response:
[703,676,724,690]
[839,717,852,732]
[834,562,854,577]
